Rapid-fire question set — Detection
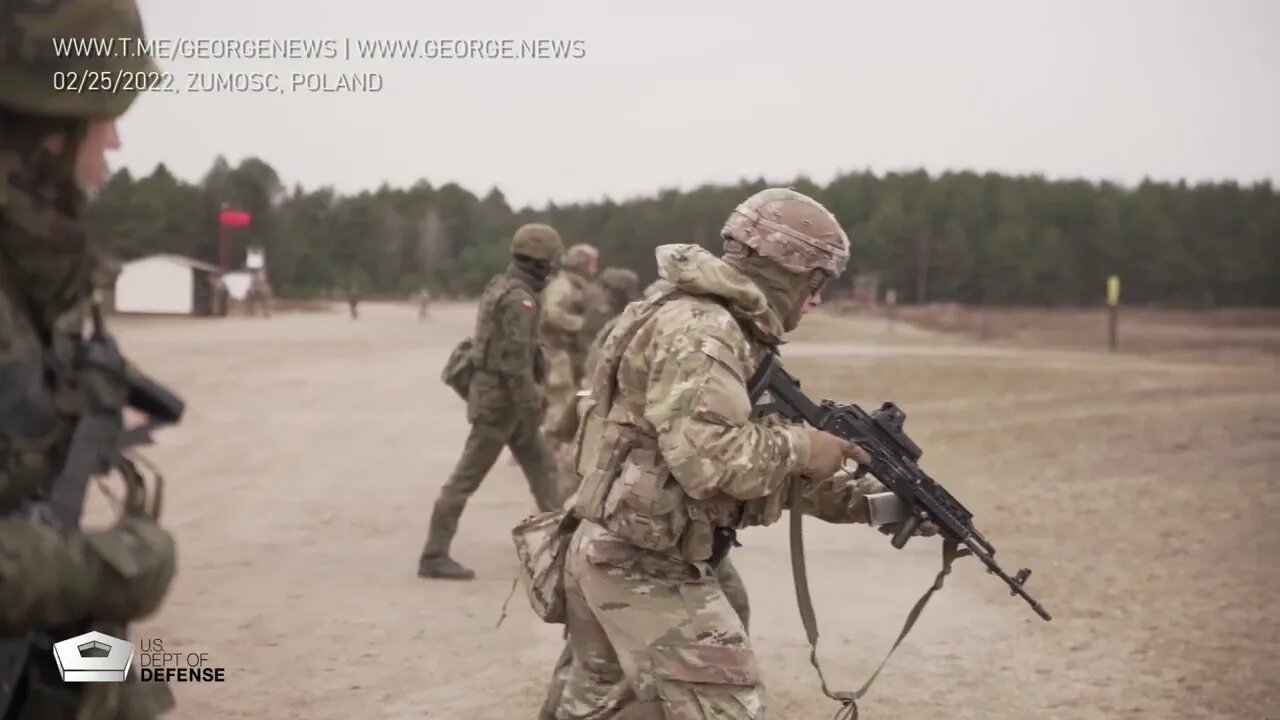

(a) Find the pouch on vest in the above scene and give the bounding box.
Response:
[600,448,689,555]
[511,509,580,624]
[442,337,476,400]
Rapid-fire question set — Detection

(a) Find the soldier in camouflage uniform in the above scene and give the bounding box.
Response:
[245,270,273,318]
[418,224,565,580]
[539,244,606,487]
[549,268,642,503]
[0,2,179,718]
[544,188,926,719]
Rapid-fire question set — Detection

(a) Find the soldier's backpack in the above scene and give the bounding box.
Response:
[442,337,476,400]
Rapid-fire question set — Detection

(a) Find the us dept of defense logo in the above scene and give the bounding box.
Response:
[52,631,134,683]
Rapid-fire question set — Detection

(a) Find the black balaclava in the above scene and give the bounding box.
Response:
[0,110,96,328]
[512,253,553,292]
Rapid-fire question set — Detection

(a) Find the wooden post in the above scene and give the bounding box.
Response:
[1106,275,1120,351]
[886,288,897,333]
[218,202,229,270]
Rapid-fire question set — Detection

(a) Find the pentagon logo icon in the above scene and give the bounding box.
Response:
[52,631,134,683]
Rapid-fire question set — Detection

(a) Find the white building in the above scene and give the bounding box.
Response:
[113,254,224,316]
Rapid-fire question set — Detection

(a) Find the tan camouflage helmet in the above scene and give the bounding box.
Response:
[511,223,564,262]
[0,0,160,119]
[598,267,640,298]
[720,188,850,276]
[561,243,599,274]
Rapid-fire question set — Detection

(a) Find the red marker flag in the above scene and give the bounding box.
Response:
[219,209,252,227]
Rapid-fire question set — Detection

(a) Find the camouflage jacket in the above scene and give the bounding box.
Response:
[468,263,546,424]
[572,244,881,565]
[0,151,174,718]
[539,269,605,354]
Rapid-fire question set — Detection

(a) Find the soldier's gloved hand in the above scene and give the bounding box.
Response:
[877,519,940,538]
[84,518,177,622]
[802,430,870,481]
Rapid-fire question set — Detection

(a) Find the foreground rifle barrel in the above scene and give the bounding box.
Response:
[747,353,1051,622]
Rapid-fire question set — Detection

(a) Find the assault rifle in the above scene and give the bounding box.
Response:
[747,351,1050,621]
[0,299,185,714]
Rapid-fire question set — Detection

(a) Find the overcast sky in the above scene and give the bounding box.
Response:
[116,0,1279,208]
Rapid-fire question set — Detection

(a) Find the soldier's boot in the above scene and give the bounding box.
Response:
[417,555,475,580]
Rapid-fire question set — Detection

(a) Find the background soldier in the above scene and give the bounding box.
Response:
[548,267,642,502]
[595,267,641,322]
[418,224,564,580]
[0,1,179,717]
[538,243,605,482]
[246,270,273,317]
[416,286,432,321]
[541,188,935,718]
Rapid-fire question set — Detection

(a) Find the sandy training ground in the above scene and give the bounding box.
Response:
[100,301,1278,719]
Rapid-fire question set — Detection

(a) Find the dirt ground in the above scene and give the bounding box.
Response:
[97,301,1279,719]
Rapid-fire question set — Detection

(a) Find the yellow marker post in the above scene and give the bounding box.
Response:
[1106,275,1120,350]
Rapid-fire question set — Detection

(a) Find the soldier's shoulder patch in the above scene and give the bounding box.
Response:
[522,298,535,311]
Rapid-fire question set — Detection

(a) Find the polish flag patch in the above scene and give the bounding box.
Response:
[522,299,535,311]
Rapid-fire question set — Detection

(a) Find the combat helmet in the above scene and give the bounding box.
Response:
[562,243,599,275]
[0,0,159,119]
[511,223,563,262]
[720,188,850,277]
[598,267,639,299]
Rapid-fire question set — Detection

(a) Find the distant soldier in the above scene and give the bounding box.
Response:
[346,285,360,319]
[0,1,180,717]
[418,224,564,580]
[246,270,273,317]
[538,243,605,462]
[417,287,432,321]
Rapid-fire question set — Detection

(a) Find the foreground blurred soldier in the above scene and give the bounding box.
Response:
[0,2,179,718]
[545,188,910,718]
[419,225,564,580]
[539,243,605,486]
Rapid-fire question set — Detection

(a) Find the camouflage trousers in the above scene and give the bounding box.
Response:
[541,523,760,719]
[542,346,584,443]
[421,417,559,559]
[542,345,586,504]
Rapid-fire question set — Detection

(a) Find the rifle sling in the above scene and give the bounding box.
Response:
[788,480,971,720]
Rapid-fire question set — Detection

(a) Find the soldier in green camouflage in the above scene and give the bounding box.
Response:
[418,224,565,580]
[0,1,179,718]
[541,188,923,719]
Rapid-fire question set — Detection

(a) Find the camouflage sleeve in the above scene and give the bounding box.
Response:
[790,474,888,524]
[542,276,585,334]
[490,289,542,412]
[644,307,810,501]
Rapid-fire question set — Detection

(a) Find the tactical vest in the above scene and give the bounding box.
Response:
[471,273,530,372]
[570,288,752,566]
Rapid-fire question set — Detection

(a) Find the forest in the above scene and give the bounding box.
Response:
[87,156,1280,307]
